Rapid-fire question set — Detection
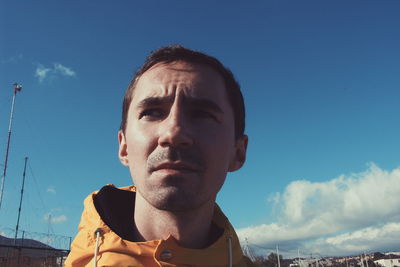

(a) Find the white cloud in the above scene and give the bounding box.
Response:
[302,222,400,256]
[47,186,56,194]
[51,215,67,223]
[54,63,76,76]
[35,62,76,82]
[35,64,52,82]
[237,163,400,256]
[43,213,67,224]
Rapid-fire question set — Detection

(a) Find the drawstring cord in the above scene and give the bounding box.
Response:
[93,228,104,267]
[227,236,233,267]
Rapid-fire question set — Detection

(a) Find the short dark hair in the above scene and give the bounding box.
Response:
[120,45,245,139]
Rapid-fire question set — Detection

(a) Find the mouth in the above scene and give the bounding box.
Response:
[151,162,202,174]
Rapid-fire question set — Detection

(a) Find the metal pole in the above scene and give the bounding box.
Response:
[14,157,28,245]
[276,245,281,267]
[365,253,369,267]
[298,248,301,267]
[0,83,22,210]
[360,254,365,267]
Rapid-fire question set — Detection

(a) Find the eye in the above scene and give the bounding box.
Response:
[139,108,165,120]
[192,109,217,121]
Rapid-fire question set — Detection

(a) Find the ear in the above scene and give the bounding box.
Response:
[228,134,248,172]
[118,130,129,166]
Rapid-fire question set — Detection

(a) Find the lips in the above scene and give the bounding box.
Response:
[151,162,202,173]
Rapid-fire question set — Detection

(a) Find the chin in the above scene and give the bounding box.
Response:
[147,186,203,212]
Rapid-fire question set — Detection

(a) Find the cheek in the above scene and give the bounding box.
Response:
[126,126,157,164]
[202,135,236,171]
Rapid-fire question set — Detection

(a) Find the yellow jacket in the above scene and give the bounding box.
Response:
[65,185,257,267]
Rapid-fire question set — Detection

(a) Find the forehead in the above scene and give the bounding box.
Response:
[132,61,228,102]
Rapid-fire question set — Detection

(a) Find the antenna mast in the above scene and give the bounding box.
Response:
[0,83,22,210]
[14,157,28,245]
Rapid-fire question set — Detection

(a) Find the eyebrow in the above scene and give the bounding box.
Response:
[136,96,224,114]
[186,97,224,114]
[136,96,174,109]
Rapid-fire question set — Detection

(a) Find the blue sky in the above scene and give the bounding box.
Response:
[0,0,399,257]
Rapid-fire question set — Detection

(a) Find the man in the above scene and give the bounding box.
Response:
[65,45,255,266]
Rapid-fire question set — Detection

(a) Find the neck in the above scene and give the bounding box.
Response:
[133,192,216,249]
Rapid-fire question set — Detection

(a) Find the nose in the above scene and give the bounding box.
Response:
[158,107,194,148]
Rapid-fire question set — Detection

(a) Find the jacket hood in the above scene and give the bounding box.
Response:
[65,185,256,267]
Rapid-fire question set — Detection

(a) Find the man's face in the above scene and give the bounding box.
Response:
[118,61,247,211]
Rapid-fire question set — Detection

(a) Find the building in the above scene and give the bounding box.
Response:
[0,235,69,267]
[374,256,400,267]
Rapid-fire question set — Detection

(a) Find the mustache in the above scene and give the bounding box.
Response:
[147,148,204,172]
